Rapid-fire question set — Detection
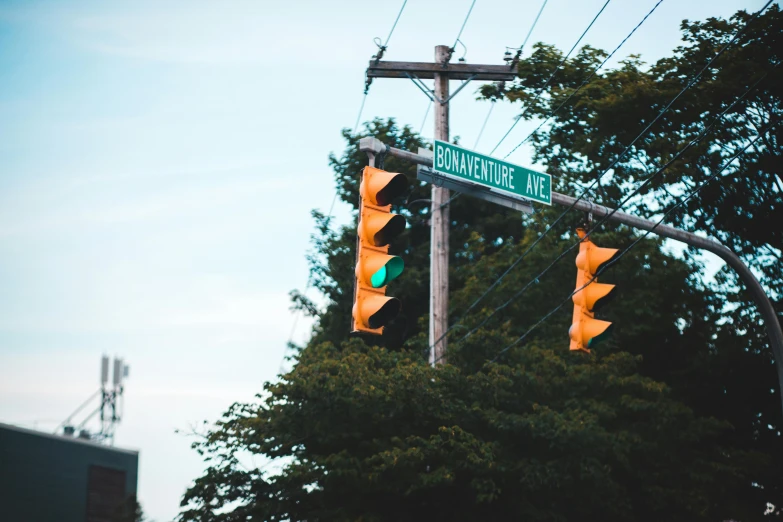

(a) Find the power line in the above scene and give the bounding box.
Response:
[420,100,433,134]
[502,0,665,159]
[440,0,672,342]
[491,123,775,363]
[353,93,368,134]
[281,192,339,374]
[461,0,659,312]
[425,3,776,359]
[371,0,410,65]
[435,60,779,364]
[508,0,776,243]
[475,0,549,157]
[490,0,612,155]
[416,1,479,142]
[419,1,478,142]
[383,0,408,49]
[356,0,410,132]
[422,1,479,204]
[452,0,478,51]
[434,62,780,366]
[510,0,549,67]
[288,2,410,372]
[473,100,495,149]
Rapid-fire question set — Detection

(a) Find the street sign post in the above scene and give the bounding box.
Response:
[433,139,552,205]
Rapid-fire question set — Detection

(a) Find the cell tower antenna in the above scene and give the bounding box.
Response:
[57,355,130,445]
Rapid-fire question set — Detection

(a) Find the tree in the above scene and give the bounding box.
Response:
[180,8,781,521]
[113,496,146,522]
[480,4,783,512]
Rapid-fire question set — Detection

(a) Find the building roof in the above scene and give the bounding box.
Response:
[0,421,139,455]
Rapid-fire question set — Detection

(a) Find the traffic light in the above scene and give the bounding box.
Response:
[352,166,408,335]
[569,228,619,352]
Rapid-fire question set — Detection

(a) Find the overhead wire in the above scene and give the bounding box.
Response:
[442,62,779,357]
[489,0,612,155]
[419,1,479,142]
[491,122,776,363]
[499,0,776,248]
[514,0,549,63]
[353,94,368,134]
[431,67,775,365]
[475,0,548,149]
[473,101,495,149]
[281,192,338,373]
[354,0,410,133]
[425,0,775,359]
[420,100,433,134]
[383,0,408,49]
[426,0,480,208]
[438,0,674,346]
[502,0,665,159]
[464,0,658,308]
[452,0,478,52]
[426,0,641,353]
[419,0,480,142]
[284,1,409,372]
[427,0,480,142]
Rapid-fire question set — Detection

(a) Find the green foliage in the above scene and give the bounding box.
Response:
[312,118,529,349]
[488,5,783,514]
[181,340,754,522]
[500,7,782,295]
[180,8,782,522]
[113,496,146,522]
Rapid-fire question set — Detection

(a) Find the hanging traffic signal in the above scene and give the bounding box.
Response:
[352,166,408,335]
[569,228,619,352]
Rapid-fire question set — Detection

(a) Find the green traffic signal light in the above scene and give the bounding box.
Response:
[370,256,404,288]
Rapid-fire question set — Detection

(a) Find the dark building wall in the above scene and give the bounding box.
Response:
[0,422,139,522]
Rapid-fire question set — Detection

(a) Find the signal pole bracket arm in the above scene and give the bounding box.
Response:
[417,164,533,214]
[359,137,783,416]
[405,73,479,105]
[553,191,783,417]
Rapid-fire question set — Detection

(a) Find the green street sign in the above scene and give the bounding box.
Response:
[433,140,551,205]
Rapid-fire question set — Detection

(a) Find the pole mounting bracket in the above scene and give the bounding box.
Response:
[405,73,478,105]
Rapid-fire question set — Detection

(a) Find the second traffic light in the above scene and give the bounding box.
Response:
[352,166,408,335]
[569,228,619,353]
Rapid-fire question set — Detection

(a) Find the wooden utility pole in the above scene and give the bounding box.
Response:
[430,45,451,365]
[365,46,515,366]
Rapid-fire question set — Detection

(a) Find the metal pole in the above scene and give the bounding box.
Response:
[552,192,783,417]
[430,45,451,366]
[357,139,782,414]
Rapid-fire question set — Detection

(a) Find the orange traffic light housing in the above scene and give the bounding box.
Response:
[352,166,407,335]
[569,228,619,352]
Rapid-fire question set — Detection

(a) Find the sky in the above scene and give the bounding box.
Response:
[0,0,772,519]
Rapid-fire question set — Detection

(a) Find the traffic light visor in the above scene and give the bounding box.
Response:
[576,244,620,274]
[362,167,408,206]
[572,282,616,312]
[354,294,401,329]
[569,317,613,351]
[360,211,406,247]
[588,323,613,348]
